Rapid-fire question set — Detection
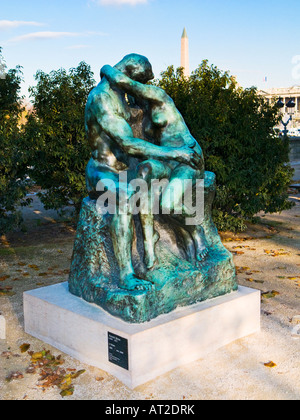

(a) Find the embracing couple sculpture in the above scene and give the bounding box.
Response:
[69,54,237,323]
[85,54,208,291]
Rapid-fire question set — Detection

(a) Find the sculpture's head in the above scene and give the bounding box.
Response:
[114,54,154,84]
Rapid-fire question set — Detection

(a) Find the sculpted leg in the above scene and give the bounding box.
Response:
[110,213,153,291]
[86,163,153,291]
[161,164,209,268]
[137,160,171,269]
[184,225,209,268]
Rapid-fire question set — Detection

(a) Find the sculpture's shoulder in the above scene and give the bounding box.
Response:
[86,81,113,117]
[144,84,167,104]
[87,82,110,105]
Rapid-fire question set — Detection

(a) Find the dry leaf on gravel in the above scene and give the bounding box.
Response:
[261,290,280,299]
[6,371,24,382]
[28,264,40,271]
[20,343,31,353]
[0,286,15,296]
[26,349,85,398]
[264,361,277,368]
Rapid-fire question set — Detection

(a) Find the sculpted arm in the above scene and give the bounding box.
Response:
[101,115,171,159]
[101,65,165,104]
[100,114,201,168]
[93,95,177,161]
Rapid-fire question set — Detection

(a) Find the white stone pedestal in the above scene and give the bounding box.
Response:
[24,283,260,389]
[0,315,6,339]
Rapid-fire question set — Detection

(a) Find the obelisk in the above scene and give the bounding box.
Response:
[181,27,189,78]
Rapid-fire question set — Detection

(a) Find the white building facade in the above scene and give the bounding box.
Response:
[260,86,300,133]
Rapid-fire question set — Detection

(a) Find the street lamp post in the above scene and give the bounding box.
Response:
[277,98,296,137]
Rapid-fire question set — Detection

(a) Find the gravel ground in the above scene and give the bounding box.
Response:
[0,193,299,401]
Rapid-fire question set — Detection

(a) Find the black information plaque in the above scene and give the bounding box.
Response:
[108,332,129,371]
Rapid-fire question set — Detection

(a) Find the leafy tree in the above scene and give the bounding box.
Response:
[25,62,96,216]
[156,62,294,231]
[0,47,30,233]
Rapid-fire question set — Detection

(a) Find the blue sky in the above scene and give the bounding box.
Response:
[1,0,300,98]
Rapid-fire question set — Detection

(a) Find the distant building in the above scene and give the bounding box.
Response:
[260,86,300,131]
[181,28,189,78]
[19,99,33,126]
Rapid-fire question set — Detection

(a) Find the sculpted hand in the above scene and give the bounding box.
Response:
[101,65,124,85]
[172,145,203,169]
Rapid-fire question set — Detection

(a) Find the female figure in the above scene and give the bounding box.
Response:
[101,65,209,270]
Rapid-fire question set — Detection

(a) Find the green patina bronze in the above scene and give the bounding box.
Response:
[68,54,237,323]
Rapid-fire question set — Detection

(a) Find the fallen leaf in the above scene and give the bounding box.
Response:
[25,366,36,374]
[291,316,300,324]
[0,275,10,282]
[25,348,83,397]
[70,369,85,380]
[20,343,31,353]
[236,266,251,274]
[262,290,280,299]
[0,287,15,296]
[246,279,264,284]
[59,374,73,390]
[6,371,24,382]
[28,264,40,271]
[60,388,74,397]
[31,352,44,360]
[1,351,13,358]
[264,361,277,368]
[264,249,291,257]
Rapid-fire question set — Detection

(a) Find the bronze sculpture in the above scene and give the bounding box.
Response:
[69,54,237,323]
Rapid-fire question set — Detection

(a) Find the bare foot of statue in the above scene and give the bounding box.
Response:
[144,231,160,270]
[191,227,209,269]
[119,274,154,292]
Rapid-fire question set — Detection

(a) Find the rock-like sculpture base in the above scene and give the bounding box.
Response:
[69,172,237,323]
